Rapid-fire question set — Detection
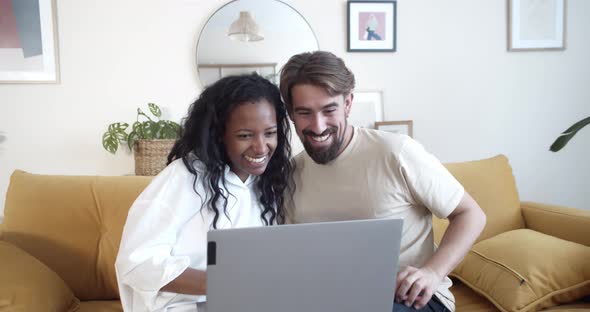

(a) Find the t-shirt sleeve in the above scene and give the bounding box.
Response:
[398,138,464,219]
[115,161,204,310]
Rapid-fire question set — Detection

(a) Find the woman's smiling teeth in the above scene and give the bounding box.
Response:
[244,155,267,163]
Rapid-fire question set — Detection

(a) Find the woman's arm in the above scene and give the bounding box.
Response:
[161,267,207,295]
[116,161,209,306]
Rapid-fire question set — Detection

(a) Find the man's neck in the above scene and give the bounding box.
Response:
[335,125,354,158]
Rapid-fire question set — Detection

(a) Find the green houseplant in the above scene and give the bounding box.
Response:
[102,103,180,154]
[102,103,180,176]
[550,116,590,152]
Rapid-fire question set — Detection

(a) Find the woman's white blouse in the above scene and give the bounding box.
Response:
[115,159,265,312]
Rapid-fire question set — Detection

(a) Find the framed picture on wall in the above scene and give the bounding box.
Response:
[347,1,396,52]
[375,120,413,138]
[508,0,566,51]
[348,90,384,129]
[0,0,60,83]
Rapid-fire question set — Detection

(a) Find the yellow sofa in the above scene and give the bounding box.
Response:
[1,173,151,312]
[437,155,590,312]
[0,155,588,311]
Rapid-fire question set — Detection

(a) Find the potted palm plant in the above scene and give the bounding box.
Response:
[102,103,180,175]
[550,117,590,152]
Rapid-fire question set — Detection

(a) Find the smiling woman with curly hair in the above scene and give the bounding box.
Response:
[115,73,293,312]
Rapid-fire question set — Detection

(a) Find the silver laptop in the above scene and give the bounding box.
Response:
[206,218,403,312]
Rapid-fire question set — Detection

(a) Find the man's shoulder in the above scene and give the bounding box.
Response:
[292,151,308,171]
[355,127,411,156]
[292,150,305,163]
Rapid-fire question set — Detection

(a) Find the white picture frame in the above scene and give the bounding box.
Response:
[0,0,59,83]
[198,63,277,86]
[375,120,413,138]
[508,0,566,51]
[349,90,384,129]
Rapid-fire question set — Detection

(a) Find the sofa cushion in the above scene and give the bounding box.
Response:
[0,241,80,312]
[452,229,590,312]
[440,155,525,243]
[2,170,151,300]
[452,279,499,312]
[78,300,123,312]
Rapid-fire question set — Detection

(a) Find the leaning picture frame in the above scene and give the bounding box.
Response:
[0,0,60,83]
[198,63,277,87]
[375,120,413,138]
[347,1,396,52]
[348,90,384,129]
[508,0,566,51]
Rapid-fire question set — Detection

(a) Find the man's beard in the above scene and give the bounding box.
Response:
[302,123,346,164]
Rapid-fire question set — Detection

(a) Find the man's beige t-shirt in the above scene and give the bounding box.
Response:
[288,127,464,311]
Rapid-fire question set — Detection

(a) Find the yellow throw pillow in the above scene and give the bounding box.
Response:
[0,241,80,312]
[452,229,590,312]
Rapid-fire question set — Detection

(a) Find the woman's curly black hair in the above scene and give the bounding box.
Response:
[167,74,293,229]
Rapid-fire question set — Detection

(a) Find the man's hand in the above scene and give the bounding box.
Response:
[395,265,443,309]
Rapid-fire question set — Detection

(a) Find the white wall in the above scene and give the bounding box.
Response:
[1,0,589,222]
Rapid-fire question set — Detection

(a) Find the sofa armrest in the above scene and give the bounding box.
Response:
[521,201,590,246]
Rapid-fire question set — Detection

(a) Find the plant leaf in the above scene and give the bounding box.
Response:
[148,103,162,118]
[162,120,180,139]
[127,131,140,150]
[108,122,128,132]
[105,123,128,145]
[156,120,166,139]
[169,121,180,133]
[142,121,158,140]
[132,121,144,139]
[151,121,160,139]
[550,116,590,152]
[102,132,119,154]
[156,120,177,139]
[168,121,177,139]
[116,130,128,144]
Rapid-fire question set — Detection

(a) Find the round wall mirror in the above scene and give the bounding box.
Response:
[196,0,319,87]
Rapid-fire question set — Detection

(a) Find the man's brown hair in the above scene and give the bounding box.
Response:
[279,51,355,111]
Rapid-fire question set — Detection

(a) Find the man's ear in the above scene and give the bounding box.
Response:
[344,93,354,117]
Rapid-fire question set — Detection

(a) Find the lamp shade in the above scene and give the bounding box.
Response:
[228,11,264,42]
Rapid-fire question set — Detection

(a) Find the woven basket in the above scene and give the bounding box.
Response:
[133,139,176,176]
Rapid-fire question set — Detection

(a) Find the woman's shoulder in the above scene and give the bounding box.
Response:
[137,157,206,198]
[162,157,206,177]
[124,159,216,226]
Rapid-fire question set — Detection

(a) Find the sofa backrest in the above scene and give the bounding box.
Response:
[2,155,524,300]
[2,170,151,301]
[433,155,525,244]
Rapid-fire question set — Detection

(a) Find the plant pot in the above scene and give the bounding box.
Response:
[133,139,176,176]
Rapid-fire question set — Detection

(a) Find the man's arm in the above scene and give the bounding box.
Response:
[395,191,486,309]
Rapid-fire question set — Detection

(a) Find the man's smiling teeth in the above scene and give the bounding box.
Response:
[245,155,266,163]
[310,133,330,142]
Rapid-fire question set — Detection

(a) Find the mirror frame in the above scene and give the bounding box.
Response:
[195,0,320,88]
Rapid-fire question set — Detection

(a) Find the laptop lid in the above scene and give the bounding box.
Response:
[207,218,403,312]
